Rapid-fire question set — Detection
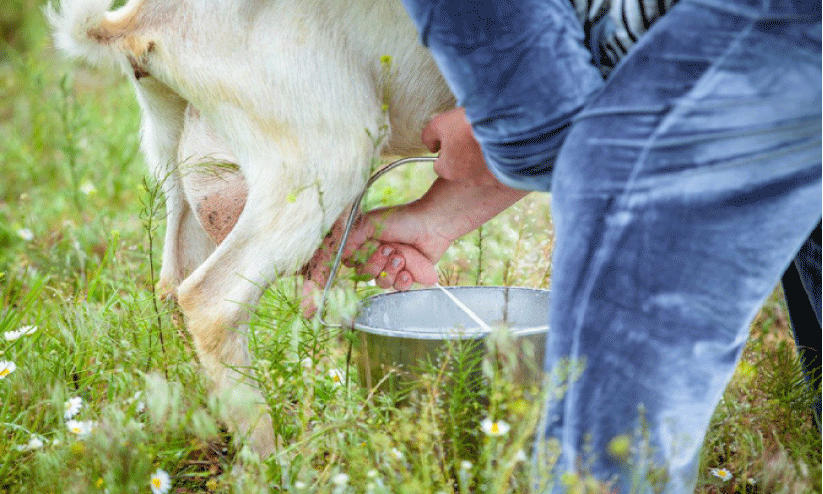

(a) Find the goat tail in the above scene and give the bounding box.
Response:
[45,0,136,70]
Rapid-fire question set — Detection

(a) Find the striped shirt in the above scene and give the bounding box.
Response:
[575,0,679,75]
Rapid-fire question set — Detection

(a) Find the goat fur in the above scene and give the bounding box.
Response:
[48,0,454,455]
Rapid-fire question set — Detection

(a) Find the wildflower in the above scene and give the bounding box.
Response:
[513,449,528,463]
[710,467,732,482]
[389,447,404,461]
[150,469,171,494]
[480,418,511,437]
[460,460,473,471]
[206,478,219,491]
[64,396,83,420]
[328,369,345,386]
[14,435,45,452]
[16,228,34,241]
[79,181,97,195]
[66,419,93,438]
[294,481,307,490]
[130,391,146,413]
[4,325,37,341]
[607,434,632,461]
[0,361,17,379]
[331,473,349,487]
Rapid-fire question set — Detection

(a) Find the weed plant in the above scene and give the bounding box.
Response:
[0,5,819,494]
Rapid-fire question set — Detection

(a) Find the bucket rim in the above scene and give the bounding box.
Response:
[351,285,550,340]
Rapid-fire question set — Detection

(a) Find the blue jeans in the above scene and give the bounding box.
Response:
[544,0,821,491]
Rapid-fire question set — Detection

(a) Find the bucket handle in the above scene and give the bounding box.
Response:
[318,156,437,328]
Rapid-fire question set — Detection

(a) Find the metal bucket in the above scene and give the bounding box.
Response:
[319,157,550,393]
[352,286,550,393]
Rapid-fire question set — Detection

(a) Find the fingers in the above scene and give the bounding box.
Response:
[350,242,438,290]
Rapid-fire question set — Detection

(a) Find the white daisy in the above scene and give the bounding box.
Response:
[66,419,93,438]
[0,361,17,379]
[710,467,732,482]
[16,229,34,241]
[14,435,45,452]
[331,473,349,487]
[130,391,146,413]
[480,418,511,437]
[79,181,97,195]
[150,468,171,494]
[64,396,83,420]
[4,325,38,341]
[328,369,345,386]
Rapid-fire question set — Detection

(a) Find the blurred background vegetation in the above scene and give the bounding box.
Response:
[0,2,819,493]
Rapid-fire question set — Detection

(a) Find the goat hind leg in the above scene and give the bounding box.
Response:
[176,185,328,457]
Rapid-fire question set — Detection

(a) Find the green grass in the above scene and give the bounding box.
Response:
[1,6,820,493]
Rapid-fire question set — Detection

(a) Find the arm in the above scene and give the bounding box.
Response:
[401,0,604,191]
[301,172,527,316]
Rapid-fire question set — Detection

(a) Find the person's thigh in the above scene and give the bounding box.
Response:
[544,0,821,491]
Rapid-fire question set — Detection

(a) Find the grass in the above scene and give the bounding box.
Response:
[1,5,820,493]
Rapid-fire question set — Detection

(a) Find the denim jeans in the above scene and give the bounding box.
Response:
[545,0,821,491]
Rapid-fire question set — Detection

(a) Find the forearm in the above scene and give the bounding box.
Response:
[408,177,529,243]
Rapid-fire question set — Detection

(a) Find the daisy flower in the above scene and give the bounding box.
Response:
[480,418,511,437]
[150,468,171,494]
[129,391,146,413]
[79,181,97,195]
[331,473,349,487]
[710,467,733,482]
[16,229,34,241]
[14,435,45,452]
[64,396,83,420]
[0,361,17,379]
[328,369,345,386]
[4,325,37,341]
[66,419,94,438]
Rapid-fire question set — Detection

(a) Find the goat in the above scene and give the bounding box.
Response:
[48,0,454,455]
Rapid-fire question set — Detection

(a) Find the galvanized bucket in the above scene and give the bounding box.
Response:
[320,157,550,392]
[352,286,549,392]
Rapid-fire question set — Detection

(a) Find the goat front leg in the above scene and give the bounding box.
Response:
[176,179,332,456]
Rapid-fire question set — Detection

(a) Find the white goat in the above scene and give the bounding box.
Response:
[48,0,453,455]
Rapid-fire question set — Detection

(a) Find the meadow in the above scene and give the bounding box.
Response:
[0,3,820,493]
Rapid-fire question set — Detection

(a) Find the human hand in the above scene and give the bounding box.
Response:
[300,203,450,318]
[423,107,501,188]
